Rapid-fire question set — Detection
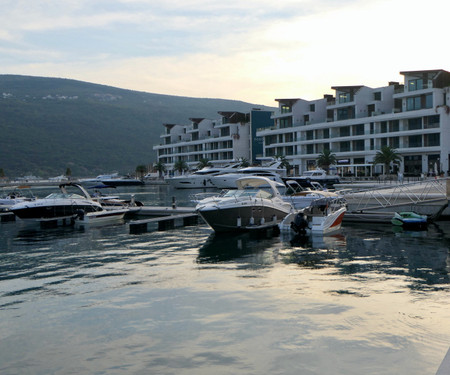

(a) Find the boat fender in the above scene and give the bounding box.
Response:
[249,216,254,225]
[260,217,265,225]
[272,215,277,222]
[237,216,241,227]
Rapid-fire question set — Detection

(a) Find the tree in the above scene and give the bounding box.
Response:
[174,160,189,174]
[317,149,337,174]
[153,161,166,178]
[197,158,212,170]
[135,165,147,179]
[373,146,402,175]
[275,155,292,175]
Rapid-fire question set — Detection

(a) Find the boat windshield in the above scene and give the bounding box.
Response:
[45,193,86,199]
[222,188,273,199]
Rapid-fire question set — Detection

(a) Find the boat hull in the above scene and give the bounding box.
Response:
[12,200,102,221]
[197,204,290,232]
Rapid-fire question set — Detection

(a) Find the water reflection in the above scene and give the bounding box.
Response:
[196,222,450,290]
[281,223,450,290]
[197,231,279,264]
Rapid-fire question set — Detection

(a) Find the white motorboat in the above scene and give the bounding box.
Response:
[281,180,341,209]
[81,173,144,186]
[279,197,347,235]
[10,183,128,225]
[196,176,293,232]
[287,169,340,186]
[0,186,36,212]
[167,162,242,189]
[209,161,286,189]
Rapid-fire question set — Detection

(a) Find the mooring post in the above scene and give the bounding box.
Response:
[172,197,176,209]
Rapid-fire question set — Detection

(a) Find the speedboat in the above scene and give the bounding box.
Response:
[10,183,127,225]
[209,161,286,189]
[167,162,242,189]
[286,169,340,186]
[391,211,428,229]
[196,176,293,232]
[0,186,35,212]
[279,197,347,235]
[281,180,341,209]
[81,173,144,187]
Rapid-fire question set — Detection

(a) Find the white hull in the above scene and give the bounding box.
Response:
[279,199,347,235]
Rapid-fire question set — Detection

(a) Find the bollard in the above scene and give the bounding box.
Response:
[172,197,176,209]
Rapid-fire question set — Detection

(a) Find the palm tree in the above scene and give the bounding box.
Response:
[275,155,292,175]
[317,149,336,174]
[197,158,212,170]
[373,146,402,175]
[135,165,147,179]
[153,161,166,179]
[174,160,189,174]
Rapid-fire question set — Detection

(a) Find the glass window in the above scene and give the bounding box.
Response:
[374,92,381,100]
[408,135,422,148]
[408,79,423,91]
[425,94,433,108]
[281,105,291,114]
[309,104,315,112]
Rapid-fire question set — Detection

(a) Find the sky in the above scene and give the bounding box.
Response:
[1,0,449,106]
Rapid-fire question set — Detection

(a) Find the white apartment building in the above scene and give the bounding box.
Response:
[153,110,274,171]
[257,69,450,177]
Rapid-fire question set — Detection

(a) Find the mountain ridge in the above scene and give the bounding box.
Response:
[0,75,275,177]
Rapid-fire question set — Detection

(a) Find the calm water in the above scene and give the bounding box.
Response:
[1,185,449,375]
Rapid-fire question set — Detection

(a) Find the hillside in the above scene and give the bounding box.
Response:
[0,75,275,177]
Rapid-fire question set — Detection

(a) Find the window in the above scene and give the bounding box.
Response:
[339,126,350,137]
[380,121,387,133]
[408,118,422,130]
[425,133,440,147]
[279,117,292,128]
[408,135,422,148]
[390,120,399,132]
[306,130,314,140]
[323,129,330,139]
[353,140,364,151]
[340,141,350,152]
[309,104,316,112]
[353,124,364,136]
[338,92,352,103]
[408,79,423,91]
[373,92,381,100]
[281,104,291,114]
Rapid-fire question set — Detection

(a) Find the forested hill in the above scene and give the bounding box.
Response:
[0,75,275,177]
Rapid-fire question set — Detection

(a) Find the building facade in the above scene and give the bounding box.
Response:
[153,109,274,171]
[257,69,450,177]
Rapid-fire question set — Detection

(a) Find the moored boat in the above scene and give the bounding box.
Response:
[196,176,293,232]
[391,211,428,229]
[279,197,347,235]
[10,183,133,226]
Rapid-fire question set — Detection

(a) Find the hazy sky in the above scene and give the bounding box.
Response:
[1,0,449,106]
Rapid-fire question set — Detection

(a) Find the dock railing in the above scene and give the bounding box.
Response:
[339,178,449,212]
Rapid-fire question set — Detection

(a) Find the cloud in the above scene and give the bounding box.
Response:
[1,0,449,105]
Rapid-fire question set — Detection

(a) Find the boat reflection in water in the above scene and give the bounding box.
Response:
[197,221,450,290]
[197,230,279,264]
